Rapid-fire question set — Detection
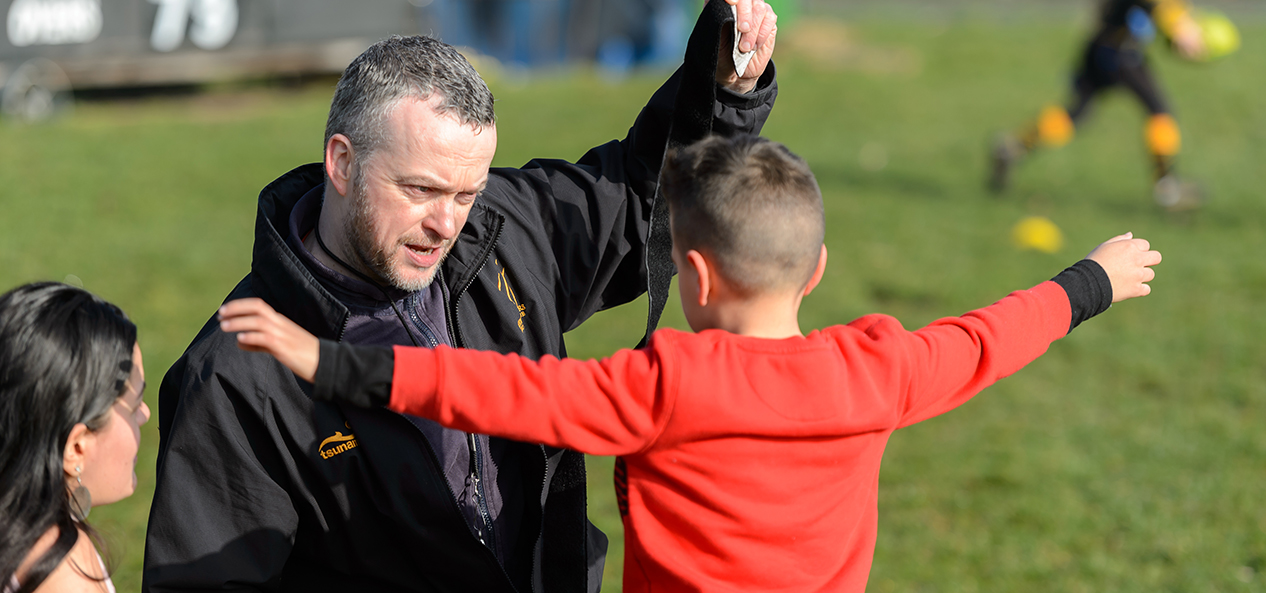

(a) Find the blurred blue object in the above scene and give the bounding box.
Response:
[430,0,479,50]
[647,0,689,66]
[430,0,565,68]
[597,36,636,76]
[1126,6,1156,43]
[429,0,690,69]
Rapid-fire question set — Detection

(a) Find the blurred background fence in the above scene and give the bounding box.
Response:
[0,0,805,120]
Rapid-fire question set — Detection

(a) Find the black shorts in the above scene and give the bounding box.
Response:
[1069,38,1170,119]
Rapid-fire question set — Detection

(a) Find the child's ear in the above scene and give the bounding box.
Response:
[686,249,713,307]
[803,245,828,296]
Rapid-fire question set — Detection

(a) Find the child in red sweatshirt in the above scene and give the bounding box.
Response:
[219,134,1161,592]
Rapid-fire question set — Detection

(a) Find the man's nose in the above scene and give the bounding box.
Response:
[423,197,458,240]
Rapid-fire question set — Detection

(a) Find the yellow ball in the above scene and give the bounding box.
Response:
[1011,216,1064,254]
[1197,10,1240,61]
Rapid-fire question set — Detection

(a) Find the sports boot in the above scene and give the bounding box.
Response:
[1154,174,1206,211]
[989,134,1024,193]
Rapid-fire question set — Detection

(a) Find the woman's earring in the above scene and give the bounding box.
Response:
[70,466,91,521]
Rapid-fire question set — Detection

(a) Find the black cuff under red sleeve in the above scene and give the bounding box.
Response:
[1051,259,1113,334]
[313,340,394,408]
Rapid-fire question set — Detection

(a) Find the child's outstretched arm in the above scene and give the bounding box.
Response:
[218,298,670,455]
[890,233,1160,426]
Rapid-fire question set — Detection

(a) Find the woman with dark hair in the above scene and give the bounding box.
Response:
[0,282,150,593]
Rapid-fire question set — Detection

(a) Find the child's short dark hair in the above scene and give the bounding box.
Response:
[662,134,825,295]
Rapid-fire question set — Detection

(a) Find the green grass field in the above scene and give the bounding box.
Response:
[2,7,1264,592]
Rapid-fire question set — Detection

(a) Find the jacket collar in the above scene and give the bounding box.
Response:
[442,198,502,300]
[250,163,504,341]
[251,164,347,340]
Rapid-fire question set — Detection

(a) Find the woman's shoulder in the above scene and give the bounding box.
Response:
[28,525,113,593]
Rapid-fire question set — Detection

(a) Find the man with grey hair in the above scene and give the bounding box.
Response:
[143,2,778,591]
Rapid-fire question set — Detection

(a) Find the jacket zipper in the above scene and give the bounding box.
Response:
[445,217,502,349]
[339,288,516,588]
[401,286,503,561]
[401,409,506,578]
[467,432,498,555]
[390,400,515,587]
[405,293,442,350]
[336,312,350,343]
[444,219,560,593]
[530,447,550,593]
[438,219,515,576]
[446,219,556,593]
[441,216,560,592]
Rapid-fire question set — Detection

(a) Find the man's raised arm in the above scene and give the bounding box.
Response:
[477,0,780,334]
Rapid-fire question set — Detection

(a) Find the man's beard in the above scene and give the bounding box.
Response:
[344,171,450,293]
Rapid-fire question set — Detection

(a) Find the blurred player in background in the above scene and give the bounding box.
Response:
[991,0,1239,211]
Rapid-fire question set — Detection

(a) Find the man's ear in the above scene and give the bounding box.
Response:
[685,249,713,307]
[325,134,355,198]
[62,423,91,477]
[803,245,828,296]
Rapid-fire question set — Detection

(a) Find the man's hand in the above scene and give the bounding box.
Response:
[1086,232,1163,302]
[717,0,777,94]
[219,298,320,383]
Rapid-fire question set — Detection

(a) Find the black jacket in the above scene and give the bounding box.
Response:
[142,65,776,593]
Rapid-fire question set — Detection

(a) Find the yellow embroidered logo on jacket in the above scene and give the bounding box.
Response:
[496,259,527,332]
[319,422,358,460]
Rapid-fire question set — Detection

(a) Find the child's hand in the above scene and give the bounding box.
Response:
[219,298,320,383]
[1086,232,1162,302]
[1173,19,1207,61]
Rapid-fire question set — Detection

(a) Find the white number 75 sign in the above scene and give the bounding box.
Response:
[149,0,237,52]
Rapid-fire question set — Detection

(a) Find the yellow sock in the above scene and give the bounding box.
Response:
[1036,105,1075,148]
[1146,113,1182,158]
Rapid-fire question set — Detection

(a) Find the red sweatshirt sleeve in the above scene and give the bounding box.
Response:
[849,280,1071,428]
[389,334,679,456]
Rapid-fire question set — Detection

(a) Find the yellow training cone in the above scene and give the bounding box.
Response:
[1011,216,1064,254]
